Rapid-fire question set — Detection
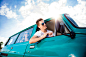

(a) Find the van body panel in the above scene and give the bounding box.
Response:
[24,35,86,57]
[7,42,29,57]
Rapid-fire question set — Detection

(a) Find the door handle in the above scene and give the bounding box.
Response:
[30,45,35,49]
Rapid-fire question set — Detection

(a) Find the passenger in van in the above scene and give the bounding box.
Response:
[20,32,30,42]
[24,32,30,41]
[29,18,54,44]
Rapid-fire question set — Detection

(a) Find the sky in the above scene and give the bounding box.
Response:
[0,0,86,47]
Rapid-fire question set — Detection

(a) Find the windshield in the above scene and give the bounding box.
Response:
[65,14,86,28]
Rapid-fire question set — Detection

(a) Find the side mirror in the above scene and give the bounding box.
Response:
[70,31,75,39]
[65,31,75,39]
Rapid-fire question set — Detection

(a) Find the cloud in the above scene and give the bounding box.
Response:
[0,4,18,19]
[18,0,86,30]
[68,0,86,27]
[0,36,8,47]
[19,0,68,18]
[0,0,86,48]
[14,5,17,8]
[44,0,50,1]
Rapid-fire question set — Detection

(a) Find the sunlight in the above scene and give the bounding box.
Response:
[52,14,61,21]
[68,54,76,57]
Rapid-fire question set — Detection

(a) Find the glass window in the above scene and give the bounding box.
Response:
[7,34,18,45]
[16,28,33,43]
[65,15,79,27]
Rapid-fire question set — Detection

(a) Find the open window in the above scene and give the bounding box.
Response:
[35,18,70,37]
[35,19,55,36]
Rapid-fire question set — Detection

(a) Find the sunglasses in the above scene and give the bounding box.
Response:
[42,22,45,26]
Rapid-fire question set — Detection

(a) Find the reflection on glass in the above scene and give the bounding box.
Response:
[66,15,79,27]
[16,28,33,43]
[7,34,18,45]
[68,54,76,57]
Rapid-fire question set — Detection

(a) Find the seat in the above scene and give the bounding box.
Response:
[55,20,65,36]
[46,19,55,33]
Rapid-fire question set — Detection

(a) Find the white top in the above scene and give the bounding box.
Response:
[34,30,53,37]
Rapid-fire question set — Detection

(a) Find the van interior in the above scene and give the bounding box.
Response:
[36,18,70,36]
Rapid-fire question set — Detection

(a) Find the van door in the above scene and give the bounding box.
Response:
[24,35,72,57]
[24,34,86,57]
[24,43,46,57]
[8,28,33,57]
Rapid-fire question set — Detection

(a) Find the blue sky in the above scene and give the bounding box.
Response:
[0,0,86,47]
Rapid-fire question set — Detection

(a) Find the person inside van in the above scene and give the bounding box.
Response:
[29,18,54,44]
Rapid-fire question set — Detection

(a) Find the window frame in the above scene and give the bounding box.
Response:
[5,34,19,46]
[5,25,35,46]
[64,14,86,29]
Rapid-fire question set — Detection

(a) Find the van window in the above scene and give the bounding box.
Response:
[7,34,18,45]
[65,15,78,27]
[16,28,33,43]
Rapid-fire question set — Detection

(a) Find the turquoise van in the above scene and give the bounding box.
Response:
[0,14,86,57]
